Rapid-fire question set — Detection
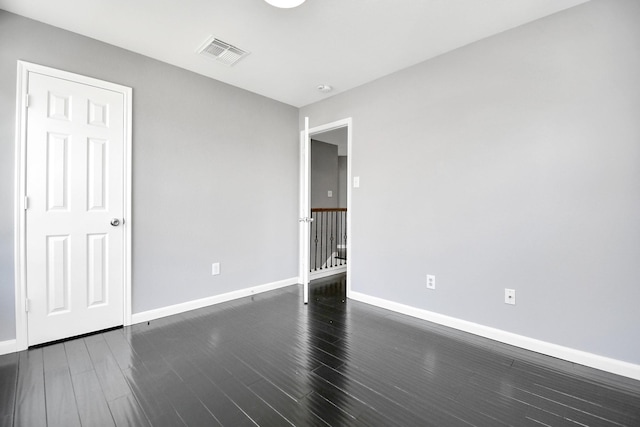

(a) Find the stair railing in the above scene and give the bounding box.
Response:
[310,208,347,272]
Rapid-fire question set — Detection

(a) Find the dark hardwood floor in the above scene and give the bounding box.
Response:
[1,274,639,426]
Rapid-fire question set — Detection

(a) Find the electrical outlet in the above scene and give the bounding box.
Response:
[426,274,436,290]
[212,262,220,276]
[505,288,515,305]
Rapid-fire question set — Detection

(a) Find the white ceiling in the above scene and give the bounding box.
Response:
[0,0,588,107]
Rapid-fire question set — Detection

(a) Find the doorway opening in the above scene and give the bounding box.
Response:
[309,127,348,280]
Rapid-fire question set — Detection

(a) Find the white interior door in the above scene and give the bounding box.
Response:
[25,71,126,346]
[299,117,311,304]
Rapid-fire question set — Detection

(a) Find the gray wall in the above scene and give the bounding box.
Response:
[313,127,348,156]
[310,140,339,208]
[0,11,299,341]
[338,156,347,209]
[300,0,640,364]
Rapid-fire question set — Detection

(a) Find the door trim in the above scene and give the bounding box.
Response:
[299,118,310,303]
[299,117,353,299]
[13,61,133,350]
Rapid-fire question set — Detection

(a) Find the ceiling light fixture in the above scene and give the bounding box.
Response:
[264,0,306,8]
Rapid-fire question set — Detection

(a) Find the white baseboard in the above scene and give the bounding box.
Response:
[0,339,17,356]
[310,266,347,281]
[350,291,640,382]
[132,277,298,325]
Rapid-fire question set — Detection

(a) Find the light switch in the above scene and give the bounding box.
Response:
[328,190,333,197]
[353,176,360,188]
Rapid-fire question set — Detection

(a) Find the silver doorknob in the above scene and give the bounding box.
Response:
[110,218,120,226]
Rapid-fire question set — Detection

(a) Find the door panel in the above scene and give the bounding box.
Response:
[87,138,107,211]
[26,71,125,346]
[46,133,69,211]
[46,235,70,313]
[87,233,108,306]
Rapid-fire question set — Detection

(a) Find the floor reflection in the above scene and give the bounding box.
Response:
[303,274,355,422]
[4,271,639,426]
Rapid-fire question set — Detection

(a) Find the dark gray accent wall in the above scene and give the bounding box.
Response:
[300,0,640,364]
[338,156,347,209]
[310,140,338,209]
[0,11,299,341]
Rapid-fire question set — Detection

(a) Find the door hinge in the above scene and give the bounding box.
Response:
[24,93,30,108]
[25,298,30,313]
[24,196,29,210]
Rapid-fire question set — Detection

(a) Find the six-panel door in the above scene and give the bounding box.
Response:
[25,72,125,346]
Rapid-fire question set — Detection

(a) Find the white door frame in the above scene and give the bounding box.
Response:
[13,61,133,351]
[299,117,353,300]
[299,118,311,303]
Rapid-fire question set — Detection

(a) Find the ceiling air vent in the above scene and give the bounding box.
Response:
[197,36,249,66]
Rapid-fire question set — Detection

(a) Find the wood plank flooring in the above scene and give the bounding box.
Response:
[1,273,639,426]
